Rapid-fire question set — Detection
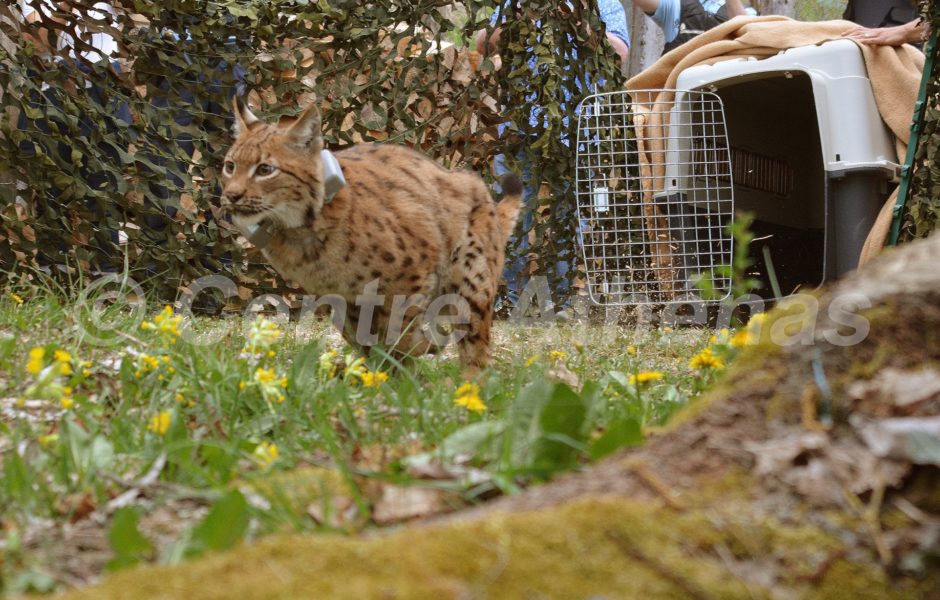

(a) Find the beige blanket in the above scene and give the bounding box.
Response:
[625,16,925,269]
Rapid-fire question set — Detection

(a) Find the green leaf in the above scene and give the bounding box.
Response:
[2,448,33,507]
[90,436,115,472]
[106,507,154,571]
[530,382,587,475]
[184,490,250,559]
[440,420,506,462]
[589,417,644,461]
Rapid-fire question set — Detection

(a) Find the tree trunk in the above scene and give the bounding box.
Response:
[621,0,664,77]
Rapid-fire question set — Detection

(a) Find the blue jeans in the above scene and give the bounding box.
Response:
[493,153,583,308]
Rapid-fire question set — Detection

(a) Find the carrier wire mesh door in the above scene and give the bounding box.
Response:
[575,89,734,306]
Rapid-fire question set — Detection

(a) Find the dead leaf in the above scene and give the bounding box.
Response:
[745,432,829,477]
[307,495,355,528]
[372,485,450,525]
[416,97,433,120]
[546,364,580,391]
[855,416,940,466]
[56,492,97,523]
[449,51,473,85]
[437,116,455,136]
[849,368,940,415]
[179,194,196,214]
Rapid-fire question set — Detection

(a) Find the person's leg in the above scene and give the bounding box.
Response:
[493,152,536,308]
[16,82,64,267]
[551,181,578,305]
[76,62,134,271]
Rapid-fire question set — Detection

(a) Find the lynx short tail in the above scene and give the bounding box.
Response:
[496,173,523,243]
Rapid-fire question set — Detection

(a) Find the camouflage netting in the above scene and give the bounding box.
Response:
[0,1,625,303]
[899,0,940,240]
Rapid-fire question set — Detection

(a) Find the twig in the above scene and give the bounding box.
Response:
[800,385,829,433]
[843,472,892,566]
[621,457,686,510]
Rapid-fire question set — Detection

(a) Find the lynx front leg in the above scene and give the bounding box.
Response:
[449,269,497,378]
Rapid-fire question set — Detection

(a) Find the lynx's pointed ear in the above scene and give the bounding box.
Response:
[285,101,323,152]
[232,96,260,136]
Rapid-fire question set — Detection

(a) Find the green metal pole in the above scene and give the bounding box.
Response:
[889,29,938,246]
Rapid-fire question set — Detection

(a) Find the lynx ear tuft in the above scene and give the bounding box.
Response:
[232,96,261,136]
[285,101,323,151]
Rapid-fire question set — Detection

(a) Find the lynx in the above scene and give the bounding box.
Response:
[220,99,522,374]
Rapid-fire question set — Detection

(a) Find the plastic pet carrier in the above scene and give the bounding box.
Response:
[576,39,898,305]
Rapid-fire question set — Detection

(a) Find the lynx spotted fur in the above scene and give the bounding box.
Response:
[220,99,522,373]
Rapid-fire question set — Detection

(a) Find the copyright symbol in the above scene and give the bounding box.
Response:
[74,274,147,347]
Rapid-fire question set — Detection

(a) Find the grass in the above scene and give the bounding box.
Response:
[0,277,752,595]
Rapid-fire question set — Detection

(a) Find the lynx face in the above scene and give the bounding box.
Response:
[221,99,325,232]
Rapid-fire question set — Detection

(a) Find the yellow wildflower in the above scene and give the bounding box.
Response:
[135,353,161,376]
[361,370,389,388]
[454,382,486,413]
[524,355,541,368]
[318,349,339,379]
[548,351,568,362]
[148,410,172,436]
[244,316,282,353]
[38,433,59,447]
[253,368,288,405]
[239,381,246,391]
[354,407,367,419]
[53,350,71,364]
[253,441,279,468]
[729,313,766,346]
[9,293,24,305]
[60,396,74,410]
[141,306,183,345]
[689,347,725,370]
[343,354,367,381]
[26,347,45,375]
[455,392,487,413]
[627,346,637,356]
[628,371,664,386]
[455,382,479,398]
[255,367,277,384]
[729,329,753,348]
